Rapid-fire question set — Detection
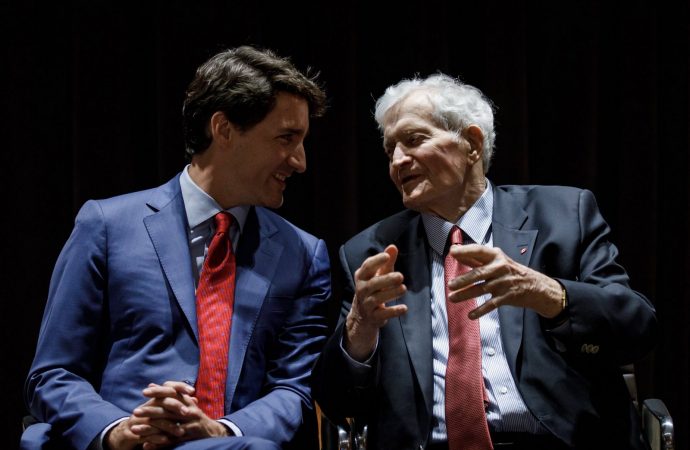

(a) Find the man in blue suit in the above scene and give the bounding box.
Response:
[313,74,658,449]
[23,46,330,450]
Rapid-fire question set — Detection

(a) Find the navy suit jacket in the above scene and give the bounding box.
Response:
[23,174,331,450]
[314,185,657,450]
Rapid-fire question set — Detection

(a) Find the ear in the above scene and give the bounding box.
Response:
[209,111,233,143]
[464,125,484,165]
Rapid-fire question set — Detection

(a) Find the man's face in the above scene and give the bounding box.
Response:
[382,91,481,218]
[226,92,310,208]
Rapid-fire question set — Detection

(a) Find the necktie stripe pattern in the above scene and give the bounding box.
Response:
[196,212,235,419]
[444,225,493,450]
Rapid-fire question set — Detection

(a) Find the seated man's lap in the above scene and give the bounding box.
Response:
[20,422,281,450]
[174,436,281,450]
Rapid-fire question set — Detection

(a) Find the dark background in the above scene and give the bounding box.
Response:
[3,0,688,448]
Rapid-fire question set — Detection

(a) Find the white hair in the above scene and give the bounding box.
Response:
[374,74,496,173]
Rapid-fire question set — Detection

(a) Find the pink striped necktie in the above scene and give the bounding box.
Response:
[444,225,493,450]
[195,212,236,419]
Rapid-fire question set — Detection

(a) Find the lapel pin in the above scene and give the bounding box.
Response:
[520,247,527,254]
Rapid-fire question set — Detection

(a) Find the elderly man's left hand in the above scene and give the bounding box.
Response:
[446,244,565,320]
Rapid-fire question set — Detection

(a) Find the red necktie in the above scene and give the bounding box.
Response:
[195,212,236,419]
[444,226,493,450]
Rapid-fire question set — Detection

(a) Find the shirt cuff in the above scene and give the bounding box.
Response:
[218,418,243,436]
[339,335,377,371]
[92,417,128,450]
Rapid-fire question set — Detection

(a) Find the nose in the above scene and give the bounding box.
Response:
[289,144,307,173]
[390,144,411,169]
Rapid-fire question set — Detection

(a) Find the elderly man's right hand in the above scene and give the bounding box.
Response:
[344,245,408,361]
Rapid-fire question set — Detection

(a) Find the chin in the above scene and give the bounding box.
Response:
[265,197,284,209]
[402,197,422,212]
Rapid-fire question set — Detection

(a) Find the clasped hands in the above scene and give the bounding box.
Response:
[106,381,229,450]
[344,243,564,361]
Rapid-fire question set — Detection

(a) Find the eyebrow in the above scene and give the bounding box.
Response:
[280,127,309,137]
[383,124,429,146]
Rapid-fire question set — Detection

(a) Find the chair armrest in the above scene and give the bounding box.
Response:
[335,424,352,450]
[335,420,367,450]
[642,399,674,450]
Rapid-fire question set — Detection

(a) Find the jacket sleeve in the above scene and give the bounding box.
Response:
[548,189,658,365]
[25,200,130,450]
[312,245,380,425]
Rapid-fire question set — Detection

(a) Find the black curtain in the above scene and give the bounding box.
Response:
[4,1,688,448]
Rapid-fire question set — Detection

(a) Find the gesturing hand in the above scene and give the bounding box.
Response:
[446,244,564,319]
[345,245,408,361]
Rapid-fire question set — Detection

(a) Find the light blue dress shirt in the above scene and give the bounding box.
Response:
[180,165,249,436]
[421,181,545,442]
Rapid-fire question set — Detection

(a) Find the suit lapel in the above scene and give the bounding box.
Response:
[396,216,434,421]
[145,183,280,407]
[492,186,537,379]
[143,176,199,340]
[225,207,282,405]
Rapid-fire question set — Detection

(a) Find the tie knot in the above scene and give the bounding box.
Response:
[214,212,232,235]
[450,225,463,246]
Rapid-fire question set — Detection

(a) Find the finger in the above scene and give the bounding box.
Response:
[143,443,165,450]
[146,419,187,437]
[468,296,502,320]
[131,422,184,438]
[376,245,399,276]
[133,405,169,418]
[361,283,407,309]
[143,382,194,399]
[356,250,395,282]
[449,243,497,267]
[157,396,191,416]
[130,423,157,437]
[179,393,205,419]
[134,401,187,420]
[162,380,196,396]
[447,282,488,303]
[140,432,173,447]
[371,304,408,322]
[142,384,179,400]
[358,272,405,300]
[447,258,504,291]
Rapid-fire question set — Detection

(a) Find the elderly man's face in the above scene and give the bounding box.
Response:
[382,91,482,219]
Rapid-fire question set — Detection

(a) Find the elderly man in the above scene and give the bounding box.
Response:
[314,74,657,449]
[23,46,330,450]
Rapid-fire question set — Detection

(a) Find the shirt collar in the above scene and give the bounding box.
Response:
[421,179,494,255]
[179,164,249,232]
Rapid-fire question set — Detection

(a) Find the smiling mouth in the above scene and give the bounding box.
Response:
[273,173,290,189]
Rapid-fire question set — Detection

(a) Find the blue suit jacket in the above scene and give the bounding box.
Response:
[23,174,331,450]
[314,185,658,450]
